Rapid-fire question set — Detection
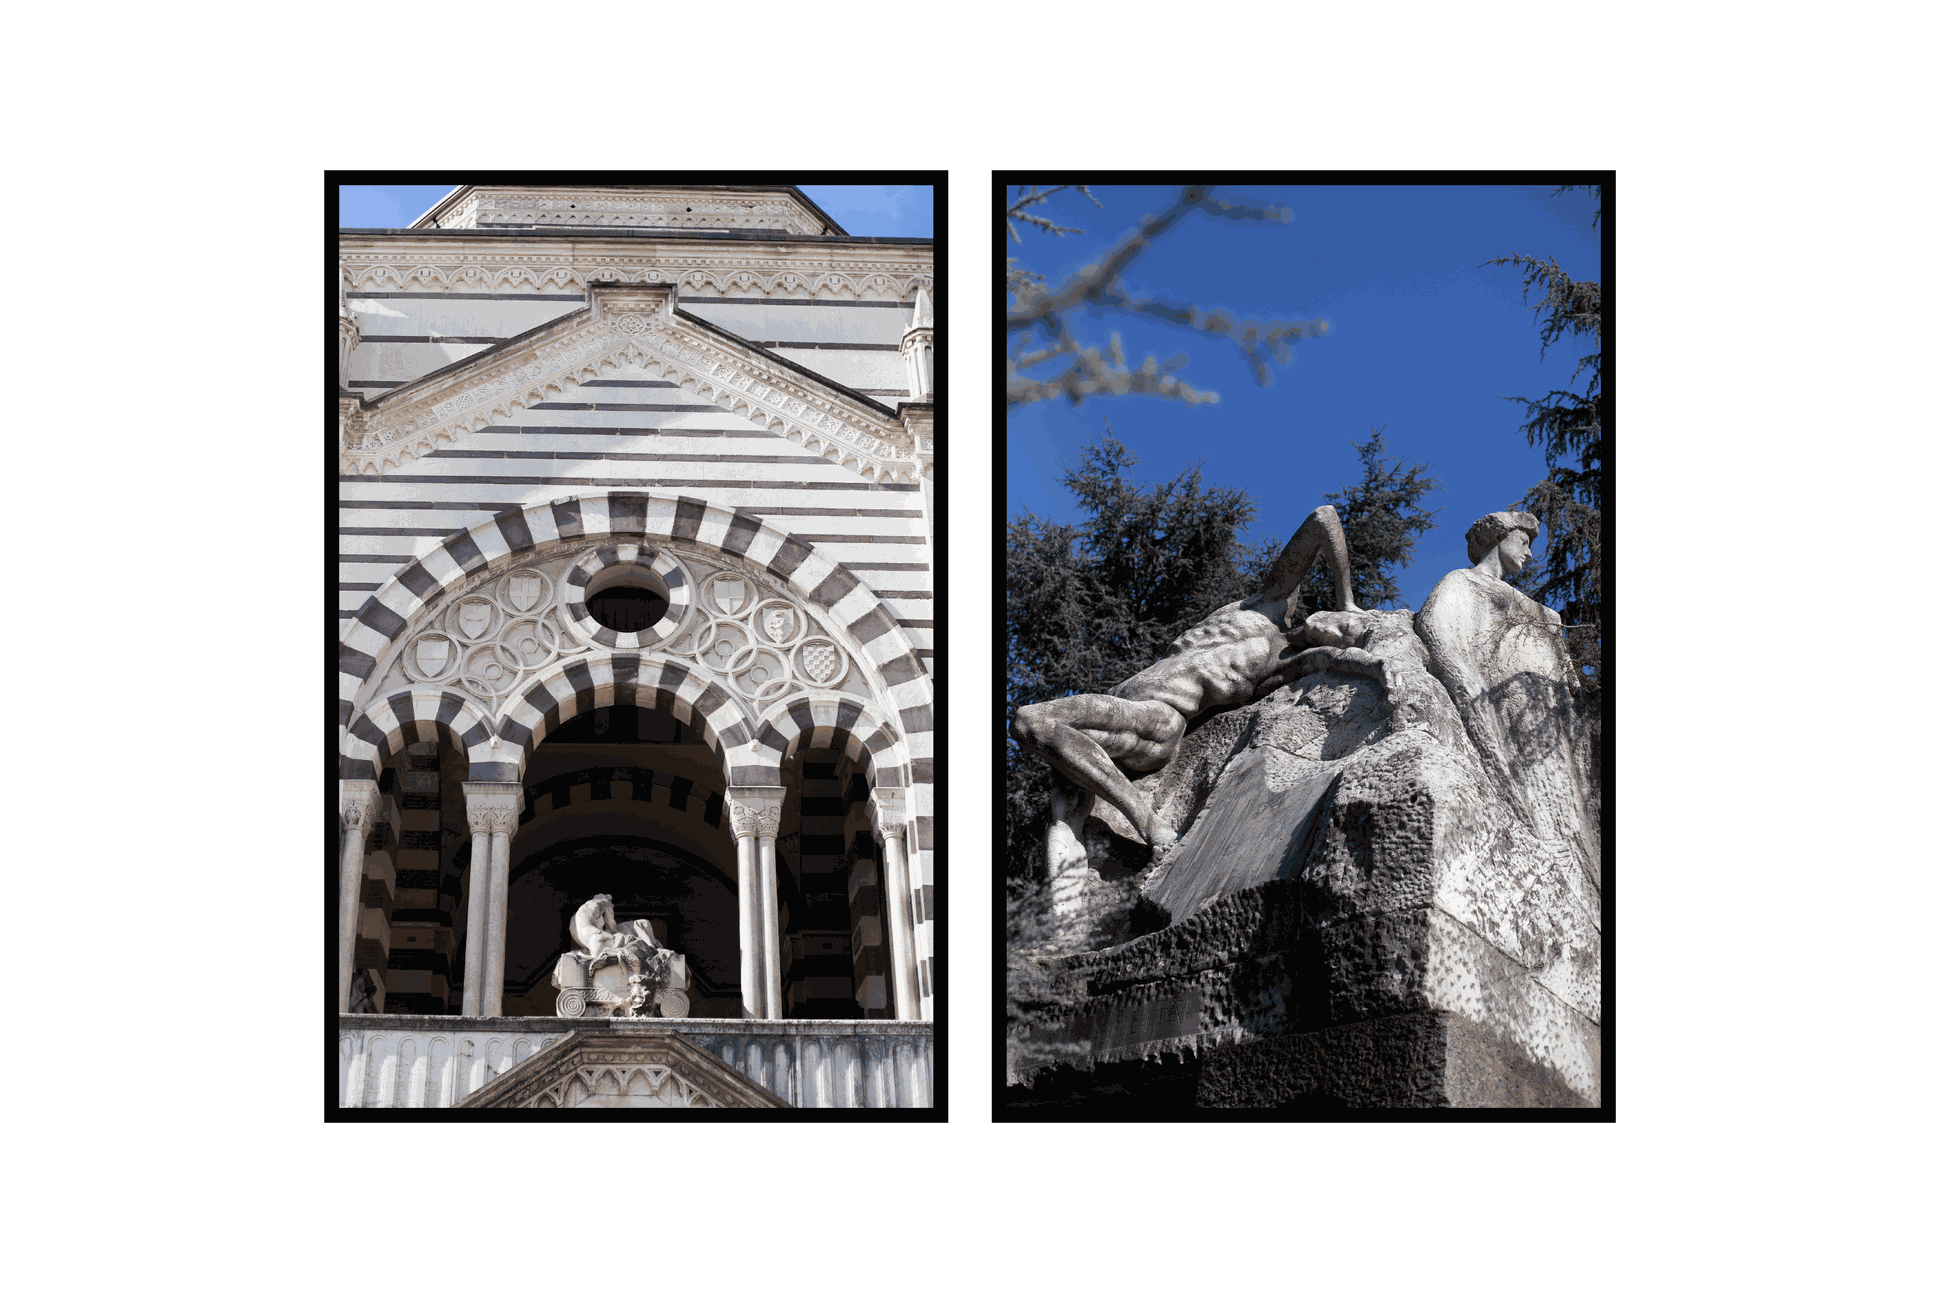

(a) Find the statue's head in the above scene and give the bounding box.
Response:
[1466,511,1539,569]
[584,894,616,929]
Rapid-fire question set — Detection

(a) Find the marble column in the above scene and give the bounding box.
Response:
[756,830,783,1019]
[337,781,381,1013]
[871,787,921,1022]
[483,826,513,1016]
[728,806,761,1019]
[728,788,786,1020]
[463,783,522,1018]
[460,801,493,1016]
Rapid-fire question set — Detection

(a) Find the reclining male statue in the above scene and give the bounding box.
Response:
[1009,504,1373,871]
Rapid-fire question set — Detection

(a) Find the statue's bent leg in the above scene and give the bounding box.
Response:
[1266,504,1361,613]
[1011,694,1185,847]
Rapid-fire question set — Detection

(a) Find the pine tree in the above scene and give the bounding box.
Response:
[1487,184,1604,705]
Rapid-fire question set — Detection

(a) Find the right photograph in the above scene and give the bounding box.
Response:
[1001,177,1608,1115]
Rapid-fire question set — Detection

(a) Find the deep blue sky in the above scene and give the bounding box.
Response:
[336,184,933,237]
[1007,183,1599,613]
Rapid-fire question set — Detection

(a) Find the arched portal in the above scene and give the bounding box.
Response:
[336,492,934,1022]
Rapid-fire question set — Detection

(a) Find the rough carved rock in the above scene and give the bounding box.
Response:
[1015,590,1603,1108]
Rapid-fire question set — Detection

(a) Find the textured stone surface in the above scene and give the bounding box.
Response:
[1195,1011,1594,1109]
[1011,577,1603,1108]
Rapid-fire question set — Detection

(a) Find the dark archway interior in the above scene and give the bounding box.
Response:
[501,834,740,1016]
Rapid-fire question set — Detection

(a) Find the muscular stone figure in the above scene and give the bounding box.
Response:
[1010,504,1368,870]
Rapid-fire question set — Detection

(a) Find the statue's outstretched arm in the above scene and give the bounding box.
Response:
[1263,504,1360,612]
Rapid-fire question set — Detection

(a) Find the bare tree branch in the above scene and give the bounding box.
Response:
[1007,185,1324,408]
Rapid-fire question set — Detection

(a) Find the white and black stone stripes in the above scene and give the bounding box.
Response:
[340,490,933,786]
[560,543,692,649]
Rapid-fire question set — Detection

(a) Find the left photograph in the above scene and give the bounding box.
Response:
[333,180,939,1112]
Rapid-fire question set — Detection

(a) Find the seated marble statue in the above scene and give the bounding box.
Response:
[1010,504,1374,870]
[1416,510,1595,850]
[1416,510,1574,706]
[552,894,690,1018]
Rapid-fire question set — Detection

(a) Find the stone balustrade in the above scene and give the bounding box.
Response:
[338,1015,934,1109]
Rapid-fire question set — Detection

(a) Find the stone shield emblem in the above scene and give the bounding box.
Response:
[801,642,839,684]
[458,600,492,640]
[714,579,747,614]
[765,608,794,642]
[415,637,450,677]
[508,574,541,612]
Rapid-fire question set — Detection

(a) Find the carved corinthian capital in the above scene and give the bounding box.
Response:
[462,783,524,837]
[340,780,380,832]
[729,803,782,841]
[869,787,907,843]
[726,788,786,841]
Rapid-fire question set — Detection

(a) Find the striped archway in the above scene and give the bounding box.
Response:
[754,693,906,788]
[336,489,936,1021]
[342,688,497,784]
[337,489,933,789]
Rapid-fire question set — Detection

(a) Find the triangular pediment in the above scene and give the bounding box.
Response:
[457,1026,793,1109]
[338,282,918,483]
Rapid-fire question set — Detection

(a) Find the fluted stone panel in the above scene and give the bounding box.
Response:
[337,1015,933,1108]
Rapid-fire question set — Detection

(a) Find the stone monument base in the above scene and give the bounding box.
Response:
[1201,1011,1595,1108]
[1008,1010,1593,1111]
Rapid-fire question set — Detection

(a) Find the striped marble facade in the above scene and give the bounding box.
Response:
[338,186,937,1033]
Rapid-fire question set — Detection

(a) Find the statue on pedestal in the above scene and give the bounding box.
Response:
[552,894,691,1019]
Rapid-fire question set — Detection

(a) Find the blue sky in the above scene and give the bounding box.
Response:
[336,184,932,237]
[1007,183,1600,612]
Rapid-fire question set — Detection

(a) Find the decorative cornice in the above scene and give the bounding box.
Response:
[457,187,828,236]
[338,245,932,302]
[340,286,917,483]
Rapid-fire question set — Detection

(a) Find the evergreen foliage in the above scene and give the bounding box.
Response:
[1486,184,1604,704]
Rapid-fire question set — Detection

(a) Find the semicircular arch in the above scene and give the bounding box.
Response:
[753,691,909,792]
[341,687,497,783]
[339,491,931,791]
[489,651,771,787]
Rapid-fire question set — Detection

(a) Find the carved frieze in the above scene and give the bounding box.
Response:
[340,257,933,303]
[384,541,863,719]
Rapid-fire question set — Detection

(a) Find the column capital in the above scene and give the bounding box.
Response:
[869,786,908,841]
[339,779,380,832]
[462,782,523,836]
[726,787,785,841]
